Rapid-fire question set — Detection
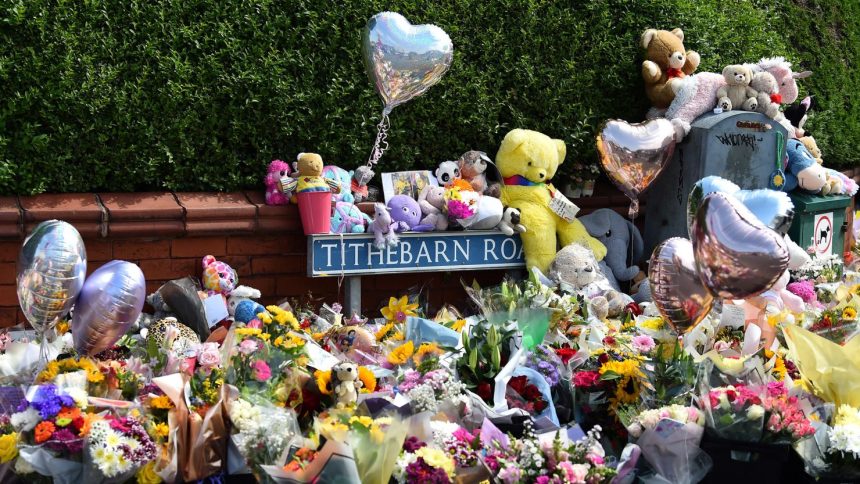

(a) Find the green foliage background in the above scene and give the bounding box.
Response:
[1,0,856,194]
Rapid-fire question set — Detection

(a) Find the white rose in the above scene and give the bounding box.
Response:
[747,404,765,420]
[626,423,643,439]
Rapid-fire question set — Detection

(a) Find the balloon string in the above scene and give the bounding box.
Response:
[366,113,390,169]
[628,198,639,220]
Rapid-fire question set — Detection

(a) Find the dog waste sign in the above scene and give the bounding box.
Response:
[813,212,833,256]
[308,231,525,277]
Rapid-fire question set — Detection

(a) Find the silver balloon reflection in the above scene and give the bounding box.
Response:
[596,118,676,217]
[72,260,146,356]
[362,12,453,114]
[648,237,714,334]
[17,220,87,334]
[692,193,789,300]
[687,176,794,237]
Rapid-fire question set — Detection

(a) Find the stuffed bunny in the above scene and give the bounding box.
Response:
[579,209,644,290]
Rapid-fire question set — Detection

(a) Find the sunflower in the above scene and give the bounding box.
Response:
[387,341,415,366]
[413,342,444,365]
[380,296,419,323]
[358,366,376,393]
[314,370,333,395]
[612,376,640,406]
[375,322,396,342]
[599,358,645,380]
[842,307,857,321]
[149,395,173,410]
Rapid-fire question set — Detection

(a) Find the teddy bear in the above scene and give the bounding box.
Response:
[351,165,375,202]
[371,202,399,249]
[496,129,606,273]
[331,201,372,233]
[283,153,341,194]
[322,165,355,203]
[435,160,461,186]
[227,285,264,324]
[749,71,782,119]
[799,136,823,165]
[458,150,501,197]
[497,207,526,236]
[547,243,629,318]
[418,185,449,231]
[331,361,363,407]
[264,160,293,206]
[579,208,645,291]
[716,65,758,112]
[640,28,701,110]
[201,255,238,297]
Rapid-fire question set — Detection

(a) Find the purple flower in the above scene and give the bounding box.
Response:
[45,428,83,454]
[404,457,451,483]
[402,436,426,453]
[31,385,72,420]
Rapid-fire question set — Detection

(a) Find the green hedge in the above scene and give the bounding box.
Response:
[1,0,856,195]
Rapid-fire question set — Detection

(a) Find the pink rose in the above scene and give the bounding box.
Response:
[570,463,589,483]
[197,342,221,369]
[252,360,271,381]
[238,339,258,355]
[246,319,262,329]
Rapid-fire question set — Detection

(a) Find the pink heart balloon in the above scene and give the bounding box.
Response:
[692,192,790,300]
[596,118,676,216]
[648,237,714,334]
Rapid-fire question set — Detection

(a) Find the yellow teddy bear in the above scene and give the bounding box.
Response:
[497,129,606,273]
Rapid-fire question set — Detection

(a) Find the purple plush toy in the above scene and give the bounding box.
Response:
[387,195,433,232]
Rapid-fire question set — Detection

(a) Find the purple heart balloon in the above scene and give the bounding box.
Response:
[72,260,146,356]
[692,193,789,300]
[648,237,714,334]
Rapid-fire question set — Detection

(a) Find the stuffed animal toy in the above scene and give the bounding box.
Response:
[435,160,461,186]
[458,194,505,231]
[752,57,811,105]
[782,139,827,193]
[749,72,781,119]
[547,243,629,318]
[331,202,372,233]
[799,136,823,165]
[496,129,606,273]
[458,150,501,197]
[331,361,363,407]
[351,166,375,202]
[264,160,293,206]
[579,208,645,290]
[371,202,399,249]
[716,65,758,112]
[497,207,526,236]
[322,165,355,203]
[146,317,201,355]
[284,153,341,194]
[388,195,434,232]
[418,185,448,231]
[227,285,263,323]
[785,96,813,138]
[201,255,237,297]
[640,28,700,110]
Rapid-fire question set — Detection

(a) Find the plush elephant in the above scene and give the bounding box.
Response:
[579,209,644,289]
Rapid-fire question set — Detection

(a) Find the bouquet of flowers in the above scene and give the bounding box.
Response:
[393,433,456,484]
[84,415,157,482]
[700,384,768,441]
[397,368,466,414]
[624,404,710,484]
[794,403,860,480]
[791,250,843,283]
[227,395,302,482]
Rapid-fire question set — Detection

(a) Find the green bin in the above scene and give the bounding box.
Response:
[787,193,851,257]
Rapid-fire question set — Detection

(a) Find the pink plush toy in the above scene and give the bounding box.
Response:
[201,255,237,297]
[754,57,811,105]
[264,160,293,206]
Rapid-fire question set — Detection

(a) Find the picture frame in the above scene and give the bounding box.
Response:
[381,170,438,202]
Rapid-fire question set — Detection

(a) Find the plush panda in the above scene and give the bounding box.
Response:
[435,160,461,186]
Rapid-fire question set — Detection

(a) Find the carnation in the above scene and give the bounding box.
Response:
[632,335,656,354]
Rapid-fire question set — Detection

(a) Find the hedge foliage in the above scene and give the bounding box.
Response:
[1,0,856,194]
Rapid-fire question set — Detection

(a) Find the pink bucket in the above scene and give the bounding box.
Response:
[297,191,332,235]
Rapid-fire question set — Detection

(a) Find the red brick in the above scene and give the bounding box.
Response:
[146,280,169,296]
[84,239,113,261]
[0,285,17,306]
[0,242,20,262]
[219,256,251,277]
[172,237,227,258]
[251,255,305,275]
[0,262,14,285]
[283,235,308,254]
[171,258,200,277]
[276,275,336,297]
[139,259,177,281]
[227,236,286,256]
[239,275,276,296]
[86,261,116,277]
[114,240,171,260]
[0,308,16,328]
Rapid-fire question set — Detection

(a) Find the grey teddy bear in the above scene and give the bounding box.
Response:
[579,208,644,291]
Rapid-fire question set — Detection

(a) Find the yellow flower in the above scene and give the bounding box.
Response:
[843,307,857,320]
[415,447,456,478]
[349,416,373,428]
[235,328,262,337]
[772,356,787,381]
[835,405,860,426]
[380,296,418,323]
[413,343,443,365]
[315,370,332,395]
[599,359,645,380]
[369,424,385,444]
[37,361,60,382]
[387,341,414,366]
[318,418,349,443]
[612,376,640,406]
[375,322,395,342]
[136,461,162,484]
[154,423,170,440]
[0,433,17,463]
[56,320,70,335]
[393,331,405,341]
[150,395,173,410]
[639,317,666,331]
[450,319,466,332]
[267,306,301,331]
[358,366,376,393]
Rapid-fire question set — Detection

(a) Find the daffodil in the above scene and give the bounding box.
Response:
[380,296,418,323]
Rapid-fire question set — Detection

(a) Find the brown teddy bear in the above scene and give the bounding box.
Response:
[641,28,700,109]
[716,65,758,112]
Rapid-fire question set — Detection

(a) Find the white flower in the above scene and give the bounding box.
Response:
[747,404,765,420]
[14,456,34,475]
[829,420,860,459]
[626,423,643,438]
[66,387,89,408]
[393,452,418,483]
[10,408,39,432]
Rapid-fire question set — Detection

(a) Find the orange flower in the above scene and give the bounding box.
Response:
[78,413,98,437]
[358,366,376,393]
[57,407,81,421]
[34,421,55,444]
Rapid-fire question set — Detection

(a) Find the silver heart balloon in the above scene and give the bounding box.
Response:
[687,176,795,237]
[596,118,676,217]
[17,220,87,334]
[692,192,790,300]
[648,237,714,334]
[72,260,146,356]
[362,12,453,114]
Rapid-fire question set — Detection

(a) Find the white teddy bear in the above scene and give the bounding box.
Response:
[332,361,363,407]
[548,243,631,318]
